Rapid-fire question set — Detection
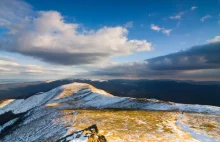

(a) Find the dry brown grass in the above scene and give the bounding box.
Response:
[56,110,197,142]
[184,113,220,140]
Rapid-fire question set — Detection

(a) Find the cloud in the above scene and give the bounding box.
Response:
[0,0,33,29]
[79,42,220,81]
[146,42,220,70]
[191,6,197,11]
[169,7,197,21]
[200,15,212,22]
[150,24,172,36]
[124,21,133,28]
[78,61,220,81]
[169,11,185,20]
[162,29,172,36]
[82,61,154,79]
[150,24,161,31]
[0,1,152,66]
[0,55,16,61]
[207,36,220,43]
[0,58,74,79]
[0,54,76,79]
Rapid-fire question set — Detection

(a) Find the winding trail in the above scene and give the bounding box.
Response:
[176,113,219,142]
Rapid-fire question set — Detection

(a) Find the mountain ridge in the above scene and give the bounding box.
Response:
[1,82,220,116]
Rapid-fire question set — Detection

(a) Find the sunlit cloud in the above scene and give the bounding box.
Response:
[207,36,220,43]
[0,1,152,66]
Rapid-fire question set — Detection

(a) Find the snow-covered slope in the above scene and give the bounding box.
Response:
[0,82,220,142]
[1,82,220,115]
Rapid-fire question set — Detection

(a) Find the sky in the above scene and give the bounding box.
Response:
[0,0,220,81]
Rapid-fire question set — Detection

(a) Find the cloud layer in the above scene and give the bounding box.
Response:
[0,1,152,65]
[82,42,220,81]
[0,55,74,79]
[146,42,220,70]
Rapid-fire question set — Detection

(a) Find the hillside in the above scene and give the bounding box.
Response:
[0,82,220,141]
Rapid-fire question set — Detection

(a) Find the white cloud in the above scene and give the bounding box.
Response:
[200,15,212,22]
[0,7,152,65]
[124,21,133,28]
[162,29,172,36]
[150,24,161,31]
[129,40,152,51]
[150,24,172,36]
[0,58,74,78]
[0,67,11,71]
[0,55,16,61]
[207,36,220,43]
[0,60,19,66]
[191,6,197,11]
[169,7,197,21]
[0,0,32,27]
[169,11,185,20]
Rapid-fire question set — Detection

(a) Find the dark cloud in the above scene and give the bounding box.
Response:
[146,42,220,70]
[85,62,220,81]
[14,50,110,65]
[83,62,181,79]
[81,42,220,81]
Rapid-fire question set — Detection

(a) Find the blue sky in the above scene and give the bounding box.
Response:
[0,0,220,80]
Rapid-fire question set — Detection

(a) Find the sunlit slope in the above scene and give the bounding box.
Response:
[58,110,197,141]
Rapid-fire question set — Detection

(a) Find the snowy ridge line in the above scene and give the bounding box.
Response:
[48,83,220,115]
[0,82,220,116]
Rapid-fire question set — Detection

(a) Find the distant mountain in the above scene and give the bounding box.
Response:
[0,79,74,100]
